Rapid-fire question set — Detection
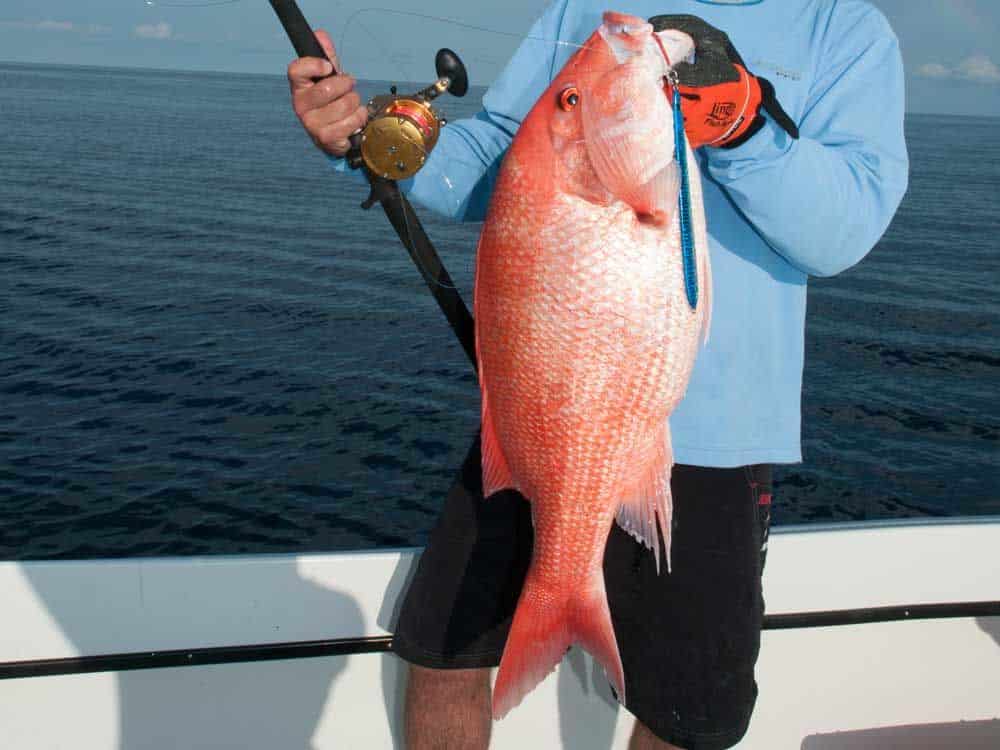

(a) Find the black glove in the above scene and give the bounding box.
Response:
[649,14,799,148]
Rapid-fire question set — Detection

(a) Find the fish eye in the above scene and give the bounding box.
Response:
[558,86,580,111]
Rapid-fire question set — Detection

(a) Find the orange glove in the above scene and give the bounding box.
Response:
[650,15,799,149]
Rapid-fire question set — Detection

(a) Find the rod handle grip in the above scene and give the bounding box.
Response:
[270,0,364,157]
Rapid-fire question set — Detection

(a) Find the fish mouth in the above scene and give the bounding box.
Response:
[601,11,654,35]
[599,12,655,63]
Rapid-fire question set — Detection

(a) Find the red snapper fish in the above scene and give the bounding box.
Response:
[473,12,713,718]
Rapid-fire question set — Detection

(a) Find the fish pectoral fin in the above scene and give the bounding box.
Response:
[615,423,674,573]
[630,161,680,227]
[480,388,516,498]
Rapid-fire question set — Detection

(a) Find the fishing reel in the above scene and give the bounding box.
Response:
[347,48,469,181]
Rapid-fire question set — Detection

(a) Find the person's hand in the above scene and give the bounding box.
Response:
[286,29,369,158]
[650,15,799,149]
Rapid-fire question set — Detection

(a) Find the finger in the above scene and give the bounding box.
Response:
[328,138,351,157]
[296,79,358,120]
[288,57,334,92]
[304,97,366,143]
[314,105,370,154]
[314,29,340,71]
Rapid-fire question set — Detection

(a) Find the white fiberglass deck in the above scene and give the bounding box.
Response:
[1,518,998,748]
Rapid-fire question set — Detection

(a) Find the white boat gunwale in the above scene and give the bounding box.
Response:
[2,517,998,749]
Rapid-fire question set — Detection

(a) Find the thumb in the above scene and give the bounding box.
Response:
[314,29,340,71]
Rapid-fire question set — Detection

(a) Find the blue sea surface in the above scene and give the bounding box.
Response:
[0,63,997,559]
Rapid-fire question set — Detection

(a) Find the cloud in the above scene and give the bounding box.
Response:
[957,54,1000,83]
[0,20,111,34]
[36,20,74,32]
[917,54,1000,84]
[917,62,951,79]
[133,22,173,40]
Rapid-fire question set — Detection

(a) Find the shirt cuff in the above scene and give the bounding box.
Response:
[328,154,371,187]
[705,115,794,174]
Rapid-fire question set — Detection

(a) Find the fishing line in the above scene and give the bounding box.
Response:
[392,135,463,292]
[135,0,594,293]
[339,8,589,55]
[329,9,595,293]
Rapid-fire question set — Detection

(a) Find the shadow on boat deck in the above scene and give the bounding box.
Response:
[22,558,365,749]
[976,615,1000,646]
[802,719,1000,749]
[375,550,626,749]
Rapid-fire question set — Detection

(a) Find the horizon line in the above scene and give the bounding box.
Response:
[1,58,997,119]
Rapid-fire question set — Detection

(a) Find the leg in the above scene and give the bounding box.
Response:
[393,439,533,750]
[404,664,492,750]
[629,719,685,750]
[605,464,772,750]
[391,438,533,746]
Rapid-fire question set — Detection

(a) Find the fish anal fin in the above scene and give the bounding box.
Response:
[615,424,674,573]
[480,388,515,498]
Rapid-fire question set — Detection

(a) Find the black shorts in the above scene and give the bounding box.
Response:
[393,436,773,750]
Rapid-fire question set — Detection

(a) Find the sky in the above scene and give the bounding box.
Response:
[1,0,999,116]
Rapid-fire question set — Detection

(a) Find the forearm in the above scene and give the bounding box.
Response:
[706,117,908,277]
[704,11,909,278]
[401,111,513,222]
[329,0,570,223]
[328,110,511,222]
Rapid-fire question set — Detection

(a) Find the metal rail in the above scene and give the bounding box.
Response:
[3,600,998,680]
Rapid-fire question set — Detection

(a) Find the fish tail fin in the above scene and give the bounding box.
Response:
[492,569,624,719]
[570,571,626,707]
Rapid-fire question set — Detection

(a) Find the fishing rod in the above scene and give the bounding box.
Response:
[268,0,477,368]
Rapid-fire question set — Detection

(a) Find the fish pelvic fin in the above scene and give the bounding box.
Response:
[615,422,674,573]
[480,387,516,498]
[492,569,625,719]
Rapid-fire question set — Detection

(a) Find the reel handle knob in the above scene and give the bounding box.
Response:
[435,48,468,97]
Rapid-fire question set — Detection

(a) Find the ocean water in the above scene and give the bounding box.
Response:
[0,63,997,560]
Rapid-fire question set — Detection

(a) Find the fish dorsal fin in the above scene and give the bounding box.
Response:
[480,387,516,498]
[615,423,674,573]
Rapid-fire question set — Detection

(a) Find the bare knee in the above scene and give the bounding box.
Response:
[405,665,492,750]
[629,719,686,750]
[408,664,490,698]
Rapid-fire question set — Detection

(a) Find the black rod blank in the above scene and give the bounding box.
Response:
[268,0,477,368]
[269,0,334,65]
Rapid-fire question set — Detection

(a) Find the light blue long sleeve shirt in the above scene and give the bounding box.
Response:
[334,0,909,467]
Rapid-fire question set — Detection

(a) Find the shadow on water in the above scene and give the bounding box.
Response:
[22,560,365,749]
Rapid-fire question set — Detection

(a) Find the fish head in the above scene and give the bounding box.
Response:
[541,12,695,225]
